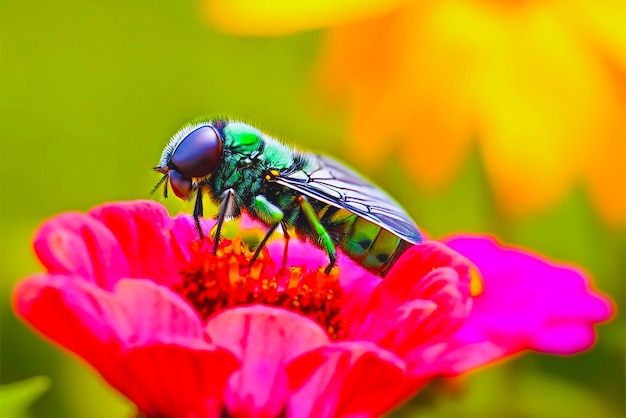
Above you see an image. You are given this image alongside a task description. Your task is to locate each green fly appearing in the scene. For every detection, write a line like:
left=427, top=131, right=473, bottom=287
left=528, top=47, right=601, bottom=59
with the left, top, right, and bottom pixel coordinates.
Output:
left=153, top=119, right=422, bottom=276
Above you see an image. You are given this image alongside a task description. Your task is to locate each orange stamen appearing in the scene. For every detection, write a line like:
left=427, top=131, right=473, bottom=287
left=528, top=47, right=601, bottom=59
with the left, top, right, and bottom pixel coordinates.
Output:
left=173, top=237, right=349, bottom=340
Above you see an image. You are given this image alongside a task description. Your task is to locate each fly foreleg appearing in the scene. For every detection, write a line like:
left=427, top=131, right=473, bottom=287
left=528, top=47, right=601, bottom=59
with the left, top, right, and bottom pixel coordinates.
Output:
left=249, top=195, right=284, bottom=267
left=193, top=188, right=204, bottom=240
left=297, top=195, right=336, bottom=274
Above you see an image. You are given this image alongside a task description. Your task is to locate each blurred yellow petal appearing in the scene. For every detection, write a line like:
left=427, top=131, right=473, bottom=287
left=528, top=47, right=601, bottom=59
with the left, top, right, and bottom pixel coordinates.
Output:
left=400, top=99, right=474, bottom=190
left=399, top=18, right=476, bottom=189
left=316, top=0, right=626, bottom=225
left=203, top=0, right=410, bottom=36
left=202, top=0, right=626, bottom=224
left=473, top=1, right=624, bottom=220
left=561, top=0, right=626, bottom=71
left=580, top=69, right=626, bottom=227
left=320, top=12, right=402, bottom=104
left=344, top=86, right=403, bottom=168
left=320, top=12, right=413, bottom=169
left=473, top=3, right=593, bottom=216
left=321, top=6, right=476, bottom=188
left=584, top=133, right=626, bottom=228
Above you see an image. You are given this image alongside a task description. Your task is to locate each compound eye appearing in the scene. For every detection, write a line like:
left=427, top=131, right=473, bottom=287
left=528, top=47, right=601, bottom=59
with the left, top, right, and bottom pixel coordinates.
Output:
left=171, top=126, right=222, bottom=178
left=169, top=169, right=193, bottom=199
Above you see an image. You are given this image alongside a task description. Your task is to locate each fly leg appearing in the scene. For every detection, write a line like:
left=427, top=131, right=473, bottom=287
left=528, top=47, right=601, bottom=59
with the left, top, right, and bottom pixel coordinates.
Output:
left=249, top=195, right=284, bottom=267
left=280, top=222, right=290, bottom=272
left=297, top=195, right=336, bottom=274
left=212, top=189, right=236, bottom=254
left=193, top=188, right=204, bottom=240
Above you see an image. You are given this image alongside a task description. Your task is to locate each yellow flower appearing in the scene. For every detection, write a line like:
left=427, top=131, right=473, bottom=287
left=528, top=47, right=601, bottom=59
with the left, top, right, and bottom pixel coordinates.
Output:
left=205, top=0, right=626, bottom=226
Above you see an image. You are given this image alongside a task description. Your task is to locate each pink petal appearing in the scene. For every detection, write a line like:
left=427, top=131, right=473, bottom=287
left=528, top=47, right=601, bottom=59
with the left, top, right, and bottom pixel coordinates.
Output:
left=105, top=279, right=207, bottom=348
left=441, top=235, right=613, bottom=371
left=170, top=213, right=216, bottom=263
left=403, top=340, right=508, bottom=377
left=34, top=212, right=129, bottom=289
left=338, top=269, right=380, bottom=328
left=89, top=200, right=181, bottom=287
left=238, top=213, right=267, bottom=231
left=267, top=238, right=329, bottom=270
left=286, top=341, right=409, bottom=418
left=205, top=305, right=331, bottom=417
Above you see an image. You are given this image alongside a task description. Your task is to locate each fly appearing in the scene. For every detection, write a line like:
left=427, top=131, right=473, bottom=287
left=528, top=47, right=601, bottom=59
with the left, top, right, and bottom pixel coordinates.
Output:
left=153, top=119, right=422, bottom=276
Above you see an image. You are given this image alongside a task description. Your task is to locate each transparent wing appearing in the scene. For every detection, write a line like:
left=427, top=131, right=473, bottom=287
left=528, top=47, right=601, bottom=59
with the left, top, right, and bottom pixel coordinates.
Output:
left=271, top=154, right=422, bottom=244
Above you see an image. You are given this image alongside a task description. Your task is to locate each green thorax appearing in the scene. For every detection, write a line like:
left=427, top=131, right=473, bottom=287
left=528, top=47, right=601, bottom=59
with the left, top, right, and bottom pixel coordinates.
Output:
left=206, top=121, right=304, bottom=205
left=222, top=122, right=297, bottom=168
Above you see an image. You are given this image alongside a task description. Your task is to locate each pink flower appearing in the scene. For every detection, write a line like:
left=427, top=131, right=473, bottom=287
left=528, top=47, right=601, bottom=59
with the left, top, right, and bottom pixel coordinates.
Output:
left=14, top=201, right=612, bottom=417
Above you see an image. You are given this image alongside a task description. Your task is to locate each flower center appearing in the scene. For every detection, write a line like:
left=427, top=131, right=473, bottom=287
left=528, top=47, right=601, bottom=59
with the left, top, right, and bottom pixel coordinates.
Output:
left=173, top=237, right=349, bottom=340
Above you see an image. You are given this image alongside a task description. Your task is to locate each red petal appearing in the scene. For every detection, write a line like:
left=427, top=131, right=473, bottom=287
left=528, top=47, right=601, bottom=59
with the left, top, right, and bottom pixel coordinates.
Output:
left=15, top=275, right=206, bottom=350
left=89, top=200, right=181, bottom=287
left=353, top=242, right=472, bottom=355
left=205, top=305, right=330, bottom=417
left=120, top=344, right=239, bottom=418
left=14, top=274, right=122, bottom=367
left=14, top=275, right=209, bottom=406
left=378, top=241, right=472, bottom=302
left=286, top=341, right=409, bottom=418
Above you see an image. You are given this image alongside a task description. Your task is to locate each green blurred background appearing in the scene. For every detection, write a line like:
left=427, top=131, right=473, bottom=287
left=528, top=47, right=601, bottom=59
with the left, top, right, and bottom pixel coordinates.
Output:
left=0, top=1, right=623, bottom=417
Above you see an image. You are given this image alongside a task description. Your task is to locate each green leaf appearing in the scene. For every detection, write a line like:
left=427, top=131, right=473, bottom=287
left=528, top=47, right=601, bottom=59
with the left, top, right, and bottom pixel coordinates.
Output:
left=0, top=376, right=51, bottom=418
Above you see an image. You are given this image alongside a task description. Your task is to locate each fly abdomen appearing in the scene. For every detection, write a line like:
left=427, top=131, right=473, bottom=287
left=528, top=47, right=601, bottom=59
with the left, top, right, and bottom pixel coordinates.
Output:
left=316, top=204, right=413, bottom=276
left=341, top=216, right=412, bottom=276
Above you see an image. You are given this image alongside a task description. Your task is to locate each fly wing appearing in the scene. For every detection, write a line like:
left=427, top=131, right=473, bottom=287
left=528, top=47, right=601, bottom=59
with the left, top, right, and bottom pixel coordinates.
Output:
left=271, top=154, right=422, bottom=244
